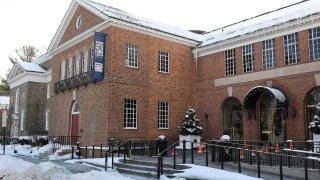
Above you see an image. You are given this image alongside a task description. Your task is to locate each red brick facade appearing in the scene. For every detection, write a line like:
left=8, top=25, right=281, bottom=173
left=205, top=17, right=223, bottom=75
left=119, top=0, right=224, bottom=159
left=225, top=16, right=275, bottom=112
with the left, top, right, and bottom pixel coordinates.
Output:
left=49, top=1, right=320, bottom=145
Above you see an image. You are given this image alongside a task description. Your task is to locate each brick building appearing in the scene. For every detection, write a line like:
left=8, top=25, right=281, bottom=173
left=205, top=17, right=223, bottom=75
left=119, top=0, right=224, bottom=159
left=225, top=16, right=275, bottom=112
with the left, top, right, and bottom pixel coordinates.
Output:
left=7, top=57, right=51, bottom=139
left=46, top=0, right=320, bottom=145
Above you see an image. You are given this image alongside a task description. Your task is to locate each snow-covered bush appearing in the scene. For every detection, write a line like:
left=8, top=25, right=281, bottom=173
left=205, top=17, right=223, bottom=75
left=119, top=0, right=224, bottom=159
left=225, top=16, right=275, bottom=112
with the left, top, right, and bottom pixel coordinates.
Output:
left=178, top=106, right=203, bottom=136
left=309, top=103, right=320, bottom=134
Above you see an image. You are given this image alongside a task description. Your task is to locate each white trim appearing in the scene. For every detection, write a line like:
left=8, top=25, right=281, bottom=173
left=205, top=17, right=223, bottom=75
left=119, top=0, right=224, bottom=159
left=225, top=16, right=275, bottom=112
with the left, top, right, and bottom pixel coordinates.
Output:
left=45, top=110, right=49, bottom=131
left=20, top=110, right=25, bottom=131
left=197, top=15, right=320, bottom=57
left=215, top=60, right=320, bottom=87
left=8, top=70, right=52, bottom=89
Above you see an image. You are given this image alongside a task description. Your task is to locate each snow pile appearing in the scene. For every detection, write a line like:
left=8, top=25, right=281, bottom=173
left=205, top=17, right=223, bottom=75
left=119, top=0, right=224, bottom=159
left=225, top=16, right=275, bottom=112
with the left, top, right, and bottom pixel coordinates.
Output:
left=220, top=135, right=231, bottom=141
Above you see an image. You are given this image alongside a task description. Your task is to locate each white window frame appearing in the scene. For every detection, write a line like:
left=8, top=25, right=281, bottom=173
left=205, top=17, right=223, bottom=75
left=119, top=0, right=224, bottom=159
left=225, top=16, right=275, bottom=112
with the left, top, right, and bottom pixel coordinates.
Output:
left=75, top=52, right=80, bottom=75
left=225, top=49, right=236, bottom=76
left=158, top=101, right=169, bottom=129
left=262, top=39, right=276, bottom=69
left=126, top=43, right=139, bottom=68
left=124, top=99, right=137, bottom=129
left=45, top=110, right=49, bottom=131
left=158, top=51, right=169, bottom=73
left=60, top=59, right=66, bottom=80
left=47, top=84, right=50, bottom=99
left=67, top=55, right=73, bottom=78
left=14, top=88, right=20, bottom=114
left=20, top=110, right=25, bottom=131
left=82, top=47, right=88, bottom=73
left=242, top=44, right=254, bottom=73
left=284, top=33, right=300, bottom=65
left=90, top=48, right=94, bottom=71
left=309, top=27, right=320, bottom=61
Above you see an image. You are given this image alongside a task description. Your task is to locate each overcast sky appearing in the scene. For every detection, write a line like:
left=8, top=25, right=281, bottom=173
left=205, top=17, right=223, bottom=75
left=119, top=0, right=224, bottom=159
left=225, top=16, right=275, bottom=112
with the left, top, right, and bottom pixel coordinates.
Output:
left=0, top=0, right=302, bottom=78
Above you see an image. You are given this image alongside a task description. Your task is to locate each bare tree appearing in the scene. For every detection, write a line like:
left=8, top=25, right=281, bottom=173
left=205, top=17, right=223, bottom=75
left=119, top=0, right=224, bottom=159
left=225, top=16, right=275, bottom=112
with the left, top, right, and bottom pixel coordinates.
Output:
left=9, top=45, right=39, bottom=64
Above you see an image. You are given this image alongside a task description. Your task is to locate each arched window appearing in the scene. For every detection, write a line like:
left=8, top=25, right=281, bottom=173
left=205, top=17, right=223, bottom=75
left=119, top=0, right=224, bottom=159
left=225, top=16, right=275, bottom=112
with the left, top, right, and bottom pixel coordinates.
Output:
left=15, top=88, right=20, bottom=114
left=306, top=87, right=320, bottom=140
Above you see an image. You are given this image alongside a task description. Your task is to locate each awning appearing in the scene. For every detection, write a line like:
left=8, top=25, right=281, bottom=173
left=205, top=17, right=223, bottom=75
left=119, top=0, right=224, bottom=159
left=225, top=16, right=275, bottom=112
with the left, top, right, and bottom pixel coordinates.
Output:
left=243, top=86, right=287, bottom=110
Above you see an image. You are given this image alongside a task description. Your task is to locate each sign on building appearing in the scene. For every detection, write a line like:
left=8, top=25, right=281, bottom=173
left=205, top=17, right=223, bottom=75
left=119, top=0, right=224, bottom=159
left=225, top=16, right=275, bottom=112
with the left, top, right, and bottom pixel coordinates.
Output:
left=2, top=110, right=7, bottom=127
left=92, top=32, right=107, bottom=82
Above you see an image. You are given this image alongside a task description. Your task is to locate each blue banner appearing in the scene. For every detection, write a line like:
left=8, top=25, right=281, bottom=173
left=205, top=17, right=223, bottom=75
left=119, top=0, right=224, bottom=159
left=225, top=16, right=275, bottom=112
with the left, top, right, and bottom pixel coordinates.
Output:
left=93, top=32, right=107, bottom=82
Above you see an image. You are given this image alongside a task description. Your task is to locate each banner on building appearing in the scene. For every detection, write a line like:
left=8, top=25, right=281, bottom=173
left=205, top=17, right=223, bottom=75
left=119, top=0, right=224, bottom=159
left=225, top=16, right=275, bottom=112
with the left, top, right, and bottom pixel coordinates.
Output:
left=93, top=32, right=107, bottom=82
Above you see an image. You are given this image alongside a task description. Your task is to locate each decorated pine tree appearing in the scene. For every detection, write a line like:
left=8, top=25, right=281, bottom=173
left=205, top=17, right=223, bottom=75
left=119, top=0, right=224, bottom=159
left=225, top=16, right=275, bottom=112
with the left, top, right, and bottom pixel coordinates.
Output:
left=309, top=103, right=320, bottom=134
left=178, top=106, right=203, bottom=136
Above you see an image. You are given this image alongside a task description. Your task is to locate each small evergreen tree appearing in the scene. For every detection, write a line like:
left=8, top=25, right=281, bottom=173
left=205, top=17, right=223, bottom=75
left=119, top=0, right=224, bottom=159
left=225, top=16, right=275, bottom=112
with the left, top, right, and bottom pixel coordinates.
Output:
left=309, top=103, right=320, bottom=134
left=178, top=106, right=203, bottom=136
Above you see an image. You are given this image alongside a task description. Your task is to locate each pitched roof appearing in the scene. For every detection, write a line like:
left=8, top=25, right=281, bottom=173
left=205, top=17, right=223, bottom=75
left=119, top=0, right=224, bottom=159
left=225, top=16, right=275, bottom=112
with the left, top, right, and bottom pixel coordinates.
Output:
left=17, top=60, right=46, bottom=73
left=201, top=0, right=320, bottom=47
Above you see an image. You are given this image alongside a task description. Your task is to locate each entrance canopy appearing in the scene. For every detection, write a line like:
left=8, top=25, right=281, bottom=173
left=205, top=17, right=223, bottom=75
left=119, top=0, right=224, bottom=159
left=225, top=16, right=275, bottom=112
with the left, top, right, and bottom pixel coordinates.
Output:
left=243, top=86, right=287, bottom=110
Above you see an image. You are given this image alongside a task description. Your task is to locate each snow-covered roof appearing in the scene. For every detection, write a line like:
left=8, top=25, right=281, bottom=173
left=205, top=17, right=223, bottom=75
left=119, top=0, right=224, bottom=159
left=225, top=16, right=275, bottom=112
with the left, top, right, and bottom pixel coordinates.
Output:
left=17, top=60, right=46, bottom=73
left=80, top=0, right=203, bottom=42
left=201, top=0, right=320, bottom=47
left=0, top=96, right=9, bottom=105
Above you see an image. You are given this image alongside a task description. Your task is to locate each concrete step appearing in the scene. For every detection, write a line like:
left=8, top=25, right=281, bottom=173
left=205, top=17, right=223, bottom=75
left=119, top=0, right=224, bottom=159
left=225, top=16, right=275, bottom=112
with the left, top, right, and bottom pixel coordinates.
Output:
left=119, top=158, right=189, bottom=170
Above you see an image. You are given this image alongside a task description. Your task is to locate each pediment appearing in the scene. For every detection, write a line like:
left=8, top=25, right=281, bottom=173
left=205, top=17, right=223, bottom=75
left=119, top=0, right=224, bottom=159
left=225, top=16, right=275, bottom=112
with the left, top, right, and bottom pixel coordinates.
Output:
left=7, top=63, right=26, bottom=81
left=48, top=0, right=105, bottom=52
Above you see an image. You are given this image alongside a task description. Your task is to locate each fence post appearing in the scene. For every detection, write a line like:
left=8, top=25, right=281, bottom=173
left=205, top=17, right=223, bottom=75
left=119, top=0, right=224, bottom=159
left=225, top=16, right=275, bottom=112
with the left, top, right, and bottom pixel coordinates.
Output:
left=304, top=158, right=308, bottom=180
left=71, top=146, right=74, bottom=159
left=173, top=146, right=176, bottom=169
left=279, top=154, right=283, bottom=180
left=157, top=156, right=161, bottom=180
left=249, top=145, right=253, bottom=165
left=150, top=140, right=153, bottom=157
left=220, top=146, right=224, bottom=170
left=101, top=144, right=103, bottom=158
left=77, top=142, right=80, bottom=159
left=206, top=144, right=209, bottom=166
left=183, top=140, right=186, bottom=164
left=112, top=151, right=114, bottom=169
left=191, top=142, right=194, bottom=164
left=238, top=148, right=241, bottom=173
left=105, top=154, right=108, bottom=171
left=92, top=145, right=95, bottom=158
left=257, top=151, right=260, bottom=178
left=85, top=146, right=87, bottom=159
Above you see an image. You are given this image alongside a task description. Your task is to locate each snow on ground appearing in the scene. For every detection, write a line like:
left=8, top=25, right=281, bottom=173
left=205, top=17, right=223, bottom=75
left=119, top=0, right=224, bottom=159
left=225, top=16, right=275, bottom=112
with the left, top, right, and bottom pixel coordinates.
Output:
left=1, top=144, right=262, bottom=180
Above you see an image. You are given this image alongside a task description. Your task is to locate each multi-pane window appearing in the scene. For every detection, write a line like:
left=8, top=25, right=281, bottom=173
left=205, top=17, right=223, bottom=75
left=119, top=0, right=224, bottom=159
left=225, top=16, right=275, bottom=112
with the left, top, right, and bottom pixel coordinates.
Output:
left=262, top=39, right=276, bottom=69
left=242, top=44, right=254, bottom=73
left=284, top=33, right=300, bottom=65
left=67, top=55, right=73, bottom=78
left=45, top=110, right=49, bottom=131
left=225, top=49, right=236, bottom=76
left=82, top=48, right=88, bottom=72
left=60, top=60, right=66, bottom=80
left=124, top=99, right=137, bottom=129
left=158, top=51, right=169, bottom=73
left=90, top=48, right=94, bottom=71
left=126, top=44, right=138, bottom=68
left=20, top=110, right=25, bottom=131
left=75, top=52, right=80, bottom=75
left=47, top=84, right=50, bottom=99
left=158, top=101, right=169, bottom=129
left=14, top=88, right=20, bottom=114
left=309, top=27, right=320, bottom=61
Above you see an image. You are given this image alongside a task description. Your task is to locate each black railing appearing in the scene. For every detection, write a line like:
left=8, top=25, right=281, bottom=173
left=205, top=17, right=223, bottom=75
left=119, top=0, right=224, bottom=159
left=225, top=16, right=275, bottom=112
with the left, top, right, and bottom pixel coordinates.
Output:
left=54, top=71, right=95, bottom=93
left=49, top=136, right=81, bottom=153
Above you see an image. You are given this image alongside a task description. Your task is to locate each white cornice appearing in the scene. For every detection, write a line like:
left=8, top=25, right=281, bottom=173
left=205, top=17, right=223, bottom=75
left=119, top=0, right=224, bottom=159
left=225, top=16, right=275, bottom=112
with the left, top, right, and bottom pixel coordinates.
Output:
left=197, top=14, right=320, bottom=57
left=8, top=70, right=52, bottom=89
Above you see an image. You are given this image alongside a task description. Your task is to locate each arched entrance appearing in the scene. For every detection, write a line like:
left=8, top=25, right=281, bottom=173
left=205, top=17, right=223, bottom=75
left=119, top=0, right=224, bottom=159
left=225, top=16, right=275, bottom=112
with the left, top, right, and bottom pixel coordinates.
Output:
left=306, top=87, right=320, bottom=140
left=222, top=97, right=243, bottom=140
left=70, top=101, right=80, bottom=138
left=243, top=86, right=287, bottom=142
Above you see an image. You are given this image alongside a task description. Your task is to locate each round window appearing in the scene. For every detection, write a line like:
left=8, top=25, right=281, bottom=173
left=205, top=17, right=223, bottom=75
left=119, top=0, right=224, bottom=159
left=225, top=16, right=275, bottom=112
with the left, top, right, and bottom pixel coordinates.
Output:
left=76, top=15, right=82, bottom=29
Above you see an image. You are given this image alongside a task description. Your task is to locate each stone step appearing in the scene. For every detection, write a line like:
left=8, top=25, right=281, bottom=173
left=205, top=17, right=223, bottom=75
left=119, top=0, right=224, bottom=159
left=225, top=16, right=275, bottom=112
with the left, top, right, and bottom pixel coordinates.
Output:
left=119, top=158, right=189, bottom=170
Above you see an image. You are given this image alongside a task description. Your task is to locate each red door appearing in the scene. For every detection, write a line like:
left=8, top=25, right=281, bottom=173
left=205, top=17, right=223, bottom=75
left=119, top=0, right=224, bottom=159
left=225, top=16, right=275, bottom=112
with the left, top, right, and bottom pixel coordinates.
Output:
left=71, top=114, right=79, bottom=144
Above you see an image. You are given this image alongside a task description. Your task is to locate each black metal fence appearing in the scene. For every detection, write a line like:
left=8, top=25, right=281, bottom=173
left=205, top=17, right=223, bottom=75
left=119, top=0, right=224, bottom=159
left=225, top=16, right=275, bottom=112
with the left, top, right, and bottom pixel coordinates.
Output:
left=49, top=136, right=81, bottom=153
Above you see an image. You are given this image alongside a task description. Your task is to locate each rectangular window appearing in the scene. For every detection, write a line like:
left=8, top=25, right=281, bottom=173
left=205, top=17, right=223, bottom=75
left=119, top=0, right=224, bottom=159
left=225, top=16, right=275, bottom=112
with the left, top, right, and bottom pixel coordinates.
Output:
left=262, top=39, right=276, bottom=69
left=47, top=84, right=50, bottom=99
left=82, top=48, right=88, bottom=73
left=75, top=52, right=80, bottom=75
left=45, top=110, right=49, bottom=131
left=20, top=111, right=25, bottom=131
left=158, top=51, right=169, bottom=73
left=124, top=99, right=137, bottom=129
left=309, top=27, right=320, bottom=61
left=158, top=101, right=169, bottom=129
left=225, top=49, right=235, bottom=76
left=67, top=55, right=73, bottom=78
left=126, top=43, right=139, bottom=68
left=242, top=44, right=254, bottom=73
left=284, top=33, right=300, bottom=65
left=60, top=60, right=66, bottom=80
left=89, top=48, right=94, bottom=71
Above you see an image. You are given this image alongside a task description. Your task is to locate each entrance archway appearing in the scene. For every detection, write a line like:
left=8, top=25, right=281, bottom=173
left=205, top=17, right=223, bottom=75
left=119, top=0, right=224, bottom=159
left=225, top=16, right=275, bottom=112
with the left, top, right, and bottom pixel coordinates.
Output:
left=306, top=87, right=320, bottom=140
left=70, top=101, right=80, bottom=138
left=222, top=97, right=243, bottom=140
left=243, top=86, right=287, bottom=142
